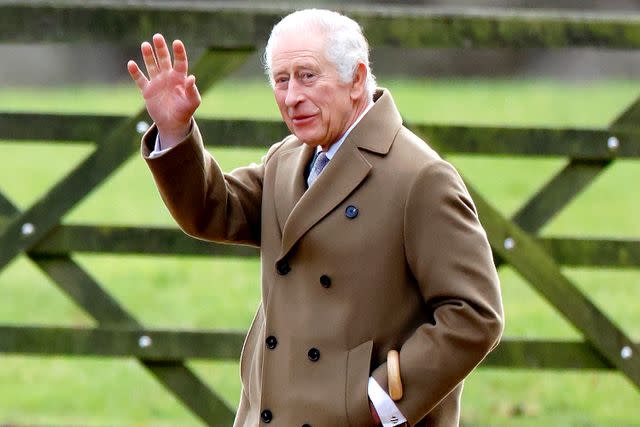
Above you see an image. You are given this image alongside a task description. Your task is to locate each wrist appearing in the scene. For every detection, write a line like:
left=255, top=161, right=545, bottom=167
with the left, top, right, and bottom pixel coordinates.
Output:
left=157, top=120, right=192, bottom=149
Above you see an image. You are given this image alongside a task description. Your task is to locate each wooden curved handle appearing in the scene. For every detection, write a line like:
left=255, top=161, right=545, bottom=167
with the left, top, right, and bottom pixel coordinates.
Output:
left=387, top=349, right=403, bottom=401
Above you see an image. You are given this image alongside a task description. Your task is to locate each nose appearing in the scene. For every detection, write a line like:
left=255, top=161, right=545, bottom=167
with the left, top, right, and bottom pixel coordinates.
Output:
left=284, top=79, right=304, bottom=108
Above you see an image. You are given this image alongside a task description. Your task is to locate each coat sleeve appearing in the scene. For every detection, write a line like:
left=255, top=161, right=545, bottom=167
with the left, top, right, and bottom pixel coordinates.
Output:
left=141, top=120, right=280, bottom=247
left=371, top=160, right=504, bottom=425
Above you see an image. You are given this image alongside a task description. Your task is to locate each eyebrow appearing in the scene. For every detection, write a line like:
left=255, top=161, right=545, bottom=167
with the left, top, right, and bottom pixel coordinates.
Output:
left=272, top=58, right=320, bottom=74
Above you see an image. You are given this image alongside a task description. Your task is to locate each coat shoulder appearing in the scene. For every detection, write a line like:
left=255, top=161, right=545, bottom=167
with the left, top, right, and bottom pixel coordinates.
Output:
left=264, top=134, right=299, bottom=163
left=379, top=125, right=457, bottom=185
left=393, top=126, right=443, bottom=167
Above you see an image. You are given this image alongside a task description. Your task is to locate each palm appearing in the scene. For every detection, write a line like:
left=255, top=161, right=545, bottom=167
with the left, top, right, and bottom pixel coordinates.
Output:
left=143, top=69, right=196, bottom=129
left=127, top=34, right=201, bottom=144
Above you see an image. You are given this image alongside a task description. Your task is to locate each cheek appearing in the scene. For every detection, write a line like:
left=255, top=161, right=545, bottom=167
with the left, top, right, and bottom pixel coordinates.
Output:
left=316, top=87, right=345, bottom=113
left=274, top=97, right=289, bottom=118
left=274, top=93, right=284, bottom=108
left=273, top=88, right=287, bottom=104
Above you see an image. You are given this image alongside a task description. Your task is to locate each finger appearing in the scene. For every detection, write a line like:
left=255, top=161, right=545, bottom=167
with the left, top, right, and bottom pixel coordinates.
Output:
left=172, top=39, right=188, bottom=75
left=153, top=33, right=173, bottom=72
left=141, top=41, right=159, bottom=79
left=185, top=75, right=201, bottom=104
left=127, top=60, right=149, bottom=91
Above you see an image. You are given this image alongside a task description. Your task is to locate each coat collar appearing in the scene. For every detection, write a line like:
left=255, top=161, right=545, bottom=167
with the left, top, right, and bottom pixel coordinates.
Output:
left=274, top=88, right=403, bottom=262
left=349, top=88, right=402, bottom=155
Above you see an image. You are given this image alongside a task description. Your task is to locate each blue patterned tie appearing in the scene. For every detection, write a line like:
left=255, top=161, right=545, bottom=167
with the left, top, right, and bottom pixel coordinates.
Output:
left=307, top=151, right=330, bottom=187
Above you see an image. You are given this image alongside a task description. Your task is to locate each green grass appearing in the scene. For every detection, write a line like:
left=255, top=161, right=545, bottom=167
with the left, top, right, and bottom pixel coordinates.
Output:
left=0, top=78, right=639, bottom=426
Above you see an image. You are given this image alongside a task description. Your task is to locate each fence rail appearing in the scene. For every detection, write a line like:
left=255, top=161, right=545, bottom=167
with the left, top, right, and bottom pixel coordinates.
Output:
left=3, top=113, right=640, bottom=158
left=0, top=325, right=628, bottom=371
left=4, top=1, right=640, bottom=49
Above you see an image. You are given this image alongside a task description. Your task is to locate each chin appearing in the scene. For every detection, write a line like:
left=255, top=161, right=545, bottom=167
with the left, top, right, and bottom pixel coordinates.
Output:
left=297, top=138, right=322, bottom=148
left=293, top=131, right=323, bottom=147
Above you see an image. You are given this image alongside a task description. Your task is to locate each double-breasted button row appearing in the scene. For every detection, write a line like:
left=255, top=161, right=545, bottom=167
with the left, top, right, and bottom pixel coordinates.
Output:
left=261, top=409, right=273, bottom=423
left=266, top=338, right=319, bottom=362
left=276, top=260, right=291, bottom=275
left=265, top=335, right=278, bottom=350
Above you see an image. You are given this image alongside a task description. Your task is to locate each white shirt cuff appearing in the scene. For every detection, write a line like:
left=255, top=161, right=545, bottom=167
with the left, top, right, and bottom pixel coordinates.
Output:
left=368, top=377, right=407, bottom=426
left=148, top=134, right=174, bottom=159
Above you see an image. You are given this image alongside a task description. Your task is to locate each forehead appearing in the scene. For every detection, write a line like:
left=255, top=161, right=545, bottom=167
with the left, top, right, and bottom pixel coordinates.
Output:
left=270, top=30, right=329, bottom=72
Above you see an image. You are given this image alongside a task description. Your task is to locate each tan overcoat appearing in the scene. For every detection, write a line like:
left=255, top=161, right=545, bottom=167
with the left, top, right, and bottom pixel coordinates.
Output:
left=142, top=89, right=504, bottom=427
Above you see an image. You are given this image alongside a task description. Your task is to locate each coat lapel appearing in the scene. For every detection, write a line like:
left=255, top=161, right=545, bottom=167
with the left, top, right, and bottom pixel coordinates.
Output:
left=273, top=89, right=403, bottom=262
left=274, top=143, right=315, bottom=233
left=278, top=142, right=371, bottom=262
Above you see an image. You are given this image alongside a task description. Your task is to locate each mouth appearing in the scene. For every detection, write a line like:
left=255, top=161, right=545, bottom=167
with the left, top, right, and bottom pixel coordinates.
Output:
left=290, top=114, right=317, bottom=126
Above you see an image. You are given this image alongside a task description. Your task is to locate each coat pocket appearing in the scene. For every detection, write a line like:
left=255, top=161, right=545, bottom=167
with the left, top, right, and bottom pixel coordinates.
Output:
left=345, top=339, right=374, bottom=427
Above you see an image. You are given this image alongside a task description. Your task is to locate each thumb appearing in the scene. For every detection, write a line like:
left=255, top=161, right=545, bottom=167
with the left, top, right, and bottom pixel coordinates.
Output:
left=185, top=75, right=201, bottom=105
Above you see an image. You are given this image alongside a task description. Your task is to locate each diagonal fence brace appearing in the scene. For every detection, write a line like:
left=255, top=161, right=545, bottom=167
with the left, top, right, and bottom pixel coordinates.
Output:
left=467, top=183, right=640, bottom=389
left=490, top=158, right=612, bottom=269
left=0, top=189, right=237, bottom=425
left=510, top=158, right=611, bottom=234
left=0, top=47, right=254, bottom=276
left=0, top=47, right=255, bottom=426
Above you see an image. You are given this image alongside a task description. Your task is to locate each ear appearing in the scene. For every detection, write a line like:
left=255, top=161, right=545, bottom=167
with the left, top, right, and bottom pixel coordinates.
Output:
left=349, top=62, right=368, bottom=101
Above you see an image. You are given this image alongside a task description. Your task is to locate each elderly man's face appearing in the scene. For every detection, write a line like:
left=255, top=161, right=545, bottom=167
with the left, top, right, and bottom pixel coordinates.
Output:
left=271, top=30, right=359, bottom=149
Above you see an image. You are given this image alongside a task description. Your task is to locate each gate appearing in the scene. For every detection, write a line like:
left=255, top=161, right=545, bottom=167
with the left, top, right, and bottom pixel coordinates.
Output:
left=1, top=2, right=639, bottom=425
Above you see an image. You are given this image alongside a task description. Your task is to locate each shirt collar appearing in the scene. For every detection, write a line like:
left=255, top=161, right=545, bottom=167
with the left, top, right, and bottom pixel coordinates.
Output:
left=316, top=100, right=375, bottom=160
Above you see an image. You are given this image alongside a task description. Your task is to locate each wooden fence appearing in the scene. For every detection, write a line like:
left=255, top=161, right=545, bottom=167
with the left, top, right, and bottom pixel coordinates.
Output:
left=1, top=1, right=639, bottom=425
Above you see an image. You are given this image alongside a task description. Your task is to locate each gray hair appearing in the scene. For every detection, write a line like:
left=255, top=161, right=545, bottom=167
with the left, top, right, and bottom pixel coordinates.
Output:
left=263, top=9, right=377, bottom=99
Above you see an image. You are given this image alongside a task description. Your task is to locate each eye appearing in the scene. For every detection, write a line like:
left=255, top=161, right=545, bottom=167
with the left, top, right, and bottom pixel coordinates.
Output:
left=274, top=75, right=289, bottom=87
left=300, top=71, right=316, bottom=82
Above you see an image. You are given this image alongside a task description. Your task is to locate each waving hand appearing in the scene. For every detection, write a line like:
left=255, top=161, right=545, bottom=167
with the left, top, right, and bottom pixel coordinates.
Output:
left=127, top=34, right=201, bottom=148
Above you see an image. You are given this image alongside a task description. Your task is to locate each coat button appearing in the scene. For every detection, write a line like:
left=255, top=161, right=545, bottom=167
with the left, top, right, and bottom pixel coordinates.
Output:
left=265, top=335, right=278, bottom=350
left=276, top=260, right=291, bottom=275
left=308, top=347, right=320, bottom=362
left=345, top=205, right=359, bottom=219
left=261, top=409, right=273, bottom=423
left=320, top=275, right=331, bottom=288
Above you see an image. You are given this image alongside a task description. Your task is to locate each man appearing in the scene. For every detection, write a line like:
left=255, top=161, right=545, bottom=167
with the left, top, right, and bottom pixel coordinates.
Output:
left=128, top=9, right=503, bottom=427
